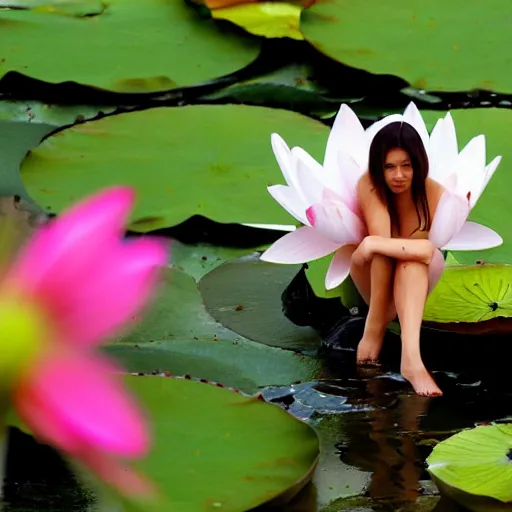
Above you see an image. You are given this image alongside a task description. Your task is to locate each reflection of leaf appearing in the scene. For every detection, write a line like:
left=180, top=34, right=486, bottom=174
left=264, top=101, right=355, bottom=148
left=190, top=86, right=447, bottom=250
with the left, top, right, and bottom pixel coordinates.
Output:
left=427, top=424, right=512, bottom=504
left=20, top=105, right=330, bottom=231
left=213, top=2, right=303, bottom=40
left=106, top=268, right=321, bottom=393
left=100, top=376, right=320, bottom=512
left=0, top=0, right=260, bottom=93
left=301, top=0, right=512, bottom=92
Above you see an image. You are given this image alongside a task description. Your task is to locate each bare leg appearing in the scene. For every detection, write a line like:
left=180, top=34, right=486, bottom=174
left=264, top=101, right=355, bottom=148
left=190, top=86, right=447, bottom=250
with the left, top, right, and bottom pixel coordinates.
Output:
left=394, top=260, right=442, bottom=396
left=351, top=254, right=396, bottom=364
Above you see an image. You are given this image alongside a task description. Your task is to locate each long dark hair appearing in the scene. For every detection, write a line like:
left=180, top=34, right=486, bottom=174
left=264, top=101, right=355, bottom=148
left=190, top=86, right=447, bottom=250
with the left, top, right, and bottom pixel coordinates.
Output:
left=368, top=121, right=430, bottom=236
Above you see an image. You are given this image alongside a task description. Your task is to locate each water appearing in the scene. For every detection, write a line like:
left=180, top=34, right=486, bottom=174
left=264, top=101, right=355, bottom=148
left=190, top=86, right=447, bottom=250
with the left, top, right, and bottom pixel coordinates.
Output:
left=2, top=333, right=511, bottom=511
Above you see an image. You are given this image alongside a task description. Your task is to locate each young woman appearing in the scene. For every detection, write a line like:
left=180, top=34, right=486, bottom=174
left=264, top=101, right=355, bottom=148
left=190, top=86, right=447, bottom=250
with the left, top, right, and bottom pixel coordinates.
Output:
left=351, top=121, right=446, bottom=397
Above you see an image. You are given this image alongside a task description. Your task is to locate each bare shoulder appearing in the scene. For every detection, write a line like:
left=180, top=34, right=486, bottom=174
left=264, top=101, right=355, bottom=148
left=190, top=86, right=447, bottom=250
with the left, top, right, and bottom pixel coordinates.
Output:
left=356, top=172, right=391, bottom=236
left=425, top=178, right=446, bottom=215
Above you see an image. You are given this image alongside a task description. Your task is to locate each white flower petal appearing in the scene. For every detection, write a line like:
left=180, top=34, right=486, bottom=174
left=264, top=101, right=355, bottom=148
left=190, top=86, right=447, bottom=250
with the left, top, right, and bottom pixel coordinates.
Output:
left=270, top=133, right=295, bottom=188
left=324, top=103, right=367, bottom=173
left=442, top=221, right=503, bottom=251
left=403, top=102, right=430, bottom=150
left=293, top=148, right=326, bottom=207
left=325, top=246, right=354, bottom=289
left=471, top=155, right=502, bottom=206
left=260, top=226, right=341, bottom=264
left=267, top=185, right=309, bottom=226
left=429, top=191, right=470, bottom=249
left=452, top=135, right=486, bottom=208
left=336, top=151, right=363, bottom=211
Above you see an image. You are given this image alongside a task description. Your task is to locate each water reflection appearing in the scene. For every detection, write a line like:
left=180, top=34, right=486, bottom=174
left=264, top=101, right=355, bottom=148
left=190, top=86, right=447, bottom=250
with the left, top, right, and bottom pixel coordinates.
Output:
left=263, top=327, right=512, bottom=511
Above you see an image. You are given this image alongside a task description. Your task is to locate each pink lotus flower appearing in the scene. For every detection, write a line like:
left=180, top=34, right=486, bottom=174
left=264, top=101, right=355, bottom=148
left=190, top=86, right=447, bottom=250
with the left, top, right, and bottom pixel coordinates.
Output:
left=1, top=187, right=167, bottom=498
left=261, top=103, right=502, bottom=290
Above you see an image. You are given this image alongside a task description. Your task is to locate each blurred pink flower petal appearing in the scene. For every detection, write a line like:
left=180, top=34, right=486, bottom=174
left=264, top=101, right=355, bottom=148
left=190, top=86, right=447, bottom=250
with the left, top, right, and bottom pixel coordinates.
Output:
left=47, top=238, right=167, bottom=348
left=15, top=352, right=150, bottom=458
left=6, top=188, right=167, bottom=348
left=10, top=187, right=135, bottom=292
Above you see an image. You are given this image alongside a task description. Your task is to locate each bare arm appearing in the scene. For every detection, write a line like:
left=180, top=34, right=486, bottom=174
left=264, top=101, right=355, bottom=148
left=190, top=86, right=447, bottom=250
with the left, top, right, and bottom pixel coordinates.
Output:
left=363, top=236, right=435, bottom=265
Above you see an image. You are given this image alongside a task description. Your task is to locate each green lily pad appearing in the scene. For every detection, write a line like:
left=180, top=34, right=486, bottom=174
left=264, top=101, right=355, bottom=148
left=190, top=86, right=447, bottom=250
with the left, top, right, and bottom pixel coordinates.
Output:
left=106, top=375, right=320, bottom=512
left=105, top=267, right=320, bottom=393
left=0, top=0, right=260, bottom=93
left=0, top=100, right=115, bottom=126
left=427, top=424, right=512, bottom=507
left=198, top=255, right=321, bottom=352
left=20, top=105, right=330, bottom=231
left=212, top=2, right=303, bottom=40
left=423, top=264, right=512, bottom=324
left=301, top=0, right=512, bottom=92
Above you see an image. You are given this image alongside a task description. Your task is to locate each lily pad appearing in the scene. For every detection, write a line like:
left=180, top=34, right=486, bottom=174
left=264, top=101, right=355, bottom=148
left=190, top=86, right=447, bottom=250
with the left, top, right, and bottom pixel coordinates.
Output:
left=212, top=2, right=303, bottom=40
left=423, top=264, right=512, bottom=324
left=301, top=0, right=512, bottom=92
left=0, top=0, right=105, bottom=16
left=0, top=0, right=260, bottom=93
left=20, top=105, right=330, bottom=231
left=198, top=255, right=321, bottom=352
left=427, top=423, right=512, bottom=506
left=105, top=267, right=320, bottom=393
left=106, top=375, right=320, bottom=512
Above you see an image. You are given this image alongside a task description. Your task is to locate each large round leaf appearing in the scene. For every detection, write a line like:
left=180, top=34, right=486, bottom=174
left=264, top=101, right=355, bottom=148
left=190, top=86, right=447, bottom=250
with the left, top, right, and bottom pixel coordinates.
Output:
left=111, top=376, right=320, bottom=512
left=301, top=1, right=512, bottom=92
left=20, top=105, right=330, bottom=231
left=105, top=267, right=320, bottom=394
left=423, top=264, right=512, bottom=324
left=427, top=424, right=512, bottom=507
left=199, top=255, right=321, bottom=352
left=0, top=1, right=260, bottom=93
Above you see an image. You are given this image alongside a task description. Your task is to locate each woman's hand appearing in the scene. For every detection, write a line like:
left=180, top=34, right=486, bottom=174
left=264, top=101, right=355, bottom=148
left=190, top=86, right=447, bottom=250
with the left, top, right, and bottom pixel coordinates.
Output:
left=351, top=236, right=378, bottom=266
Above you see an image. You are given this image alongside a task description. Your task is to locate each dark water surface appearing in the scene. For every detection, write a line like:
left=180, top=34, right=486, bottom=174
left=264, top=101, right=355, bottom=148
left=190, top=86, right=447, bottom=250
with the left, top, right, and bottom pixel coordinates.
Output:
left=3, top=329, right=512, bottom=512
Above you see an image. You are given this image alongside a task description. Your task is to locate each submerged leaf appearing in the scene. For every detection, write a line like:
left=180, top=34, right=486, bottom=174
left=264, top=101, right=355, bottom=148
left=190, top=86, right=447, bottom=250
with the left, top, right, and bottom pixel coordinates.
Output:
left=427, top=423, right=512, bottom=504
left=213, top=2, right=304, bottom=40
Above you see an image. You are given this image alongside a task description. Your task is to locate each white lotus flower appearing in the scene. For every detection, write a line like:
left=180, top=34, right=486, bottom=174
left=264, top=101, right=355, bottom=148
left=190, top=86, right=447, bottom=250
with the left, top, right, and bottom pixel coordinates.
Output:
left=261, top=102, right=503, bottom=290
left=373, top=103, right=503, bottom=251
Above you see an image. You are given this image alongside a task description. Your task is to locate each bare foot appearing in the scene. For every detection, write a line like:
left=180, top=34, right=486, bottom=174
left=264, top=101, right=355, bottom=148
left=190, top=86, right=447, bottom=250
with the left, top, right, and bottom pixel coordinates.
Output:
left=401, top=364, right=443, bottom=397
left=356, top=333, right=384, bottom=365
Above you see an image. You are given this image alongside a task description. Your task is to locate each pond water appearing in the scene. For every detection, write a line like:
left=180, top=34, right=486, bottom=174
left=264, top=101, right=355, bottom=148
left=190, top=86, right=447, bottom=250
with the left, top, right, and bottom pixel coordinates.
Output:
left=3, top=327, right=511, bottom=512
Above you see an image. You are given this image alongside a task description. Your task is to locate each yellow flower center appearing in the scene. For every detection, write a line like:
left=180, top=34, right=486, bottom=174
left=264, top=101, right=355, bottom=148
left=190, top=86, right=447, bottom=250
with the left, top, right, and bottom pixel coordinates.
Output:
left=0, top=292, right=50, bottom=388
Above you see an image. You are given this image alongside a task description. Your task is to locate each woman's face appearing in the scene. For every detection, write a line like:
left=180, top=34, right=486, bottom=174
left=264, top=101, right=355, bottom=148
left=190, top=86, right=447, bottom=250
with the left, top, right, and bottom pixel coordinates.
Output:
left=383, top=147, right=413, bottom=194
